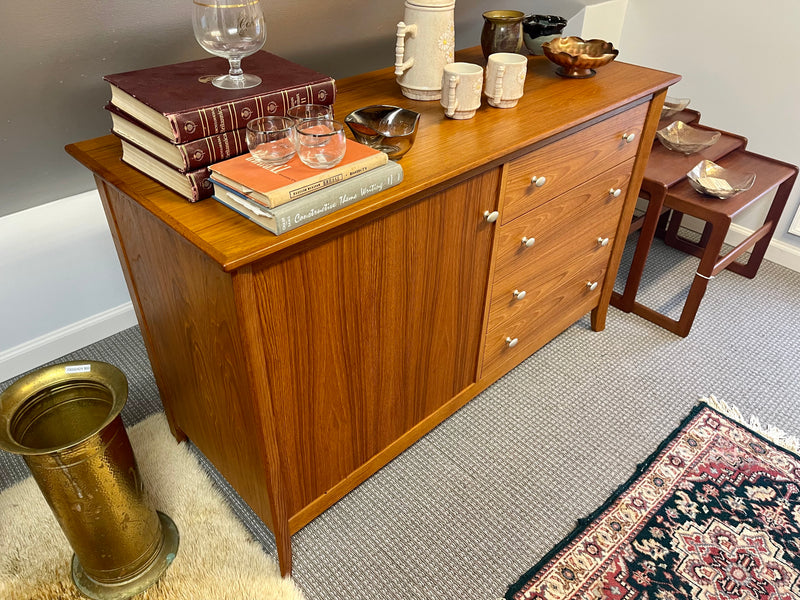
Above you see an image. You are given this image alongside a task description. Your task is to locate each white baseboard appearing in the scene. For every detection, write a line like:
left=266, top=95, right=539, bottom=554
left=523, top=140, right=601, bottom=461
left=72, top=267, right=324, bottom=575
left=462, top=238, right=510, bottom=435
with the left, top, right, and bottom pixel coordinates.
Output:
left=635, top=199, right=800, bottom=272
left=678, top=214, right=800, bottom=272
left=0, top=302, right=138, bottom=383
left=0, top=190, right=135, bottom=384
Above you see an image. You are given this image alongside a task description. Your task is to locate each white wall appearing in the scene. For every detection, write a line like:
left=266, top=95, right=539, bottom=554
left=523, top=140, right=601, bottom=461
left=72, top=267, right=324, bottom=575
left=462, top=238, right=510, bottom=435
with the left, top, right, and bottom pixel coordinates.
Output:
left=618, top=0, right=800, bottom=248
left=0, top=192, right=136, bottom=381
left=579, top=0, right=628, bottom=45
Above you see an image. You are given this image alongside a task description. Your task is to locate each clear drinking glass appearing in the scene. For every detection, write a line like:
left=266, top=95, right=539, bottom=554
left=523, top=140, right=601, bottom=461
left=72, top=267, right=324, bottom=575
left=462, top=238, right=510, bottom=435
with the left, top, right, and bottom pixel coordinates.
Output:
left=192, top=0, right=267, bottom=90
left=286, top=104, right=334, bottom=123
left=246, top=116, right=296, bottom=165
left=295, top=119, right=347, bottom=169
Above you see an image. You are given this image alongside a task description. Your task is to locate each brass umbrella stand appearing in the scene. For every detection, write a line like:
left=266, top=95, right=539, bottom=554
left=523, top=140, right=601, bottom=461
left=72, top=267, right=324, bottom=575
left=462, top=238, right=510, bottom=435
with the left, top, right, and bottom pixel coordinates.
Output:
left=0, top=361, right=179, bottom=599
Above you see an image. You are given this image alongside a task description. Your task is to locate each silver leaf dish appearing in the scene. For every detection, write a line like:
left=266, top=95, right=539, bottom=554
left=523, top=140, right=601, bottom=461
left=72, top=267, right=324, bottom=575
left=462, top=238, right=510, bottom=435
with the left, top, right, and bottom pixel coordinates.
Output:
left=661, top=96, right=690, bottom=119
left=687, top=160, right=756, bottom=199
left=656, top=121, right=720, bottom=155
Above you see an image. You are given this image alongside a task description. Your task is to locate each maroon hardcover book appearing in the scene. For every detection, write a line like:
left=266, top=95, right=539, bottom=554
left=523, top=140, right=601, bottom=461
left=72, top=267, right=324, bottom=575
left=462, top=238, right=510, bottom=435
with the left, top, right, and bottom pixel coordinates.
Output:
left=104, top=51, right=336, bottom=144
left=106, top=104, right=247, bottom=172
left=118, top=138, right=214, bottom=202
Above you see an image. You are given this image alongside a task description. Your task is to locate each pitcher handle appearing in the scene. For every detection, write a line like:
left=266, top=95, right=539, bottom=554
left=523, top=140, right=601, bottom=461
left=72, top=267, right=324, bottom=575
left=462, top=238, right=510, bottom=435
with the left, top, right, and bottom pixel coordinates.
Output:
left=395, top=22, right=418, bottom=76
left=444, top=74, right=459, bottom=118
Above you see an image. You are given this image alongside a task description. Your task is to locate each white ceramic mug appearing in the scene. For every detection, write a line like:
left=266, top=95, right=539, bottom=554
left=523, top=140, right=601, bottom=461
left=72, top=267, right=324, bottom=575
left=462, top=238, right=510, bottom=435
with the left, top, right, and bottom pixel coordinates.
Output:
left=485, top=52, right=528, bottom=108
left=440, top=62, right=483, bottom=119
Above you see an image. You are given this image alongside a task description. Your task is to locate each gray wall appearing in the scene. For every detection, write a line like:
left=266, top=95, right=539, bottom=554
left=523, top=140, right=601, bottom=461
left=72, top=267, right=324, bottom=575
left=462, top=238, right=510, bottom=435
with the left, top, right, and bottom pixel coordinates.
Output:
left=0, top=0, right=589, bottom=219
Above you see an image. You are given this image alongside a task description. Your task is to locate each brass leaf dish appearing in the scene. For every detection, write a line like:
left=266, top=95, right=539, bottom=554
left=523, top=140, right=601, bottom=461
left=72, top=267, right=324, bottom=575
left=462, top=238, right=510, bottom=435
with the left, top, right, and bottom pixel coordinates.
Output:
left=656, top=121, right=721, bottom=155
left=687, top=160, right=756, bottom=199
left=541, top=36, right=618, bottom=78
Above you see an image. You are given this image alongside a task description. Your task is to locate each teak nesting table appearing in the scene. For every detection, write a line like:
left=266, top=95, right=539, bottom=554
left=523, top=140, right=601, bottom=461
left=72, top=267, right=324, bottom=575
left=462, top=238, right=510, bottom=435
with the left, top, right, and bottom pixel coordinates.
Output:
left=611, top=108, right=798, bottom=336
left=67, top=48, right=679, bottom=574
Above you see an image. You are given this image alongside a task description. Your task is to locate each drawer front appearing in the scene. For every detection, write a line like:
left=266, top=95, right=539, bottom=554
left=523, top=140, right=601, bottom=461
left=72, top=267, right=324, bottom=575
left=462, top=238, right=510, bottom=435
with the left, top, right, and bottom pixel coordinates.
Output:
left=481, top=256, right=608, bottom=377
left=501, top=101, right=647, bottom=224
left=491, top=157, right=634, bottom=293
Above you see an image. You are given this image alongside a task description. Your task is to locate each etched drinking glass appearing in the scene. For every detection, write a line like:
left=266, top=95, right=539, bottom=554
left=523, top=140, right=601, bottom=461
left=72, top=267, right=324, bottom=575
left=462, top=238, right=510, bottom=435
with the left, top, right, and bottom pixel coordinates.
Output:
left=246, top=116, right=296, bottom=165
left=287, top=104, right=334, bottom=123
left=192, top=0, right=267, bottom=90
left=295, top=119, right=347, bottom=169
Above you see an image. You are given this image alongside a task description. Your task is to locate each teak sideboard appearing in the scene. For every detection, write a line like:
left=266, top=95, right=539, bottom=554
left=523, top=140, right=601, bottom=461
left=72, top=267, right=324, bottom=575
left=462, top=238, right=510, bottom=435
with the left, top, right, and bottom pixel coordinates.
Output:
left=67, top=48, right=679, bottom=575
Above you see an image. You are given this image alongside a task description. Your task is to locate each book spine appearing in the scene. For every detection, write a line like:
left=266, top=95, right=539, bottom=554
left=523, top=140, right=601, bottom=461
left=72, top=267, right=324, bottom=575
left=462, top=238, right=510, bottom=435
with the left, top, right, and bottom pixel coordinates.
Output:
left=179, top=128, right=248, bottom=171
left=168, top=79, right=336, bottom=143
left=216, top=161, right=403, bottom=234
left=187, top=169, right=215, bottom=202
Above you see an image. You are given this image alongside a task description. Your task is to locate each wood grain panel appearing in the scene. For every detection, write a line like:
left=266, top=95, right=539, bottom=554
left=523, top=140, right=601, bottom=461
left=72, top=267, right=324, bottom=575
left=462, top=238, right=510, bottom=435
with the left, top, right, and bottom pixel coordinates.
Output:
left=102, top=185, right=277, bottom=532
left=481, top=258, right=608, bottom=377
left=492, top=158, right=634, bottom=287
left=501, top=102, right=647, bottom=224
left=249, top=171, right=499, bottom=516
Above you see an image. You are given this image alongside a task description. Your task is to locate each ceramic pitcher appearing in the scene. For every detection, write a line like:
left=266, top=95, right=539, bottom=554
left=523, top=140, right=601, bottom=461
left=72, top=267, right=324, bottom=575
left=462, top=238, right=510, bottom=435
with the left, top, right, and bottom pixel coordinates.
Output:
left=395, top=0, right=455, bottom=101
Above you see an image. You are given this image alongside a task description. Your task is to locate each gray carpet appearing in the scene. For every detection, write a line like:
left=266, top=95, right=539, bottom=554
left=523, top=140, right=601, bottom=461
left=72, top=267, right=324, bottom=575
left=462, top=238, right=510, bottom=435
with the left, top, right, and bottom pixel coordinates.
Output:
left=2, top=231, right=799, bottom=600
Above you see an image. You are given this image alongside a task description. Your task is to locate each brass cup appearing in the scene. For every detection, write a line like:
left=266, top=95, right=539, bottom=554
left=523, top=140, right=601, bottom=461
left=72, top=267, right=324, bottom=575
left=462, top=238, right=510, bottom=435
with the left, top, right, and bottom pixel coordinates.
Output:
left=0, top=361, right=179, bottom=599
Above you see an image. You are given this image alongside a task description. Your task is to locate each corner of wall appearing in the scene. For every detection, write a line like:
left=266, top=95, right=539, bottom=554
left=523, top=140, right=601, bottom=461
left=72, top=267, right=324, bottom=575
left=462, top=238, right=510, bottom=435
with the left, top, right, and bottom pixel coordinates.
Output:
left=580, top=0, right=629, bottom=45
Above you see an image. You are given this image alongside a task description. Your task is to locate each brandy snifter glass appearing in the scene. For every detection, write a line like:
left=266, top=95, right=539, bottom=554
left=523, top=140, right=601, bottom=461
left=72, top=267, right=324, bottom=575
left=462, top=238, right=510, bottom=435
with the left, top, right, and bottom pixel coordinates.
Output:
left=192, top=0, right=267, bottom=90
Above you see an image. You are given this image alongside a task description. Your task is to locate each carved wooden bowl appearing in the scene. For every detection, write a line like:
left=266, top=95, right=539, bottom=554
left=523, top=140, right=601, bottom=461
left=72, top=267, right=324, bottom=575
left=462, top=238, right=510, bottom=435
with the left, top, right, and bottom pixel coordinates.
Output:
left=541, top=36, right=618, bottom=78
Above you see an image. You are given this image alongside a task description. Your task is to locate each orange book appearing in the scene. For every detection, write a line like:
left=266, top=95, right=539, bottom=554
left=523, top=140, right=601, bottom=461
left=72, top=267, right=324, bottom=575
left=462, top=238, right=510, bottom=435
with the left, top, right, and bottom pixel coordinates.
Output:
left=209, top=140, right=388, bottom=208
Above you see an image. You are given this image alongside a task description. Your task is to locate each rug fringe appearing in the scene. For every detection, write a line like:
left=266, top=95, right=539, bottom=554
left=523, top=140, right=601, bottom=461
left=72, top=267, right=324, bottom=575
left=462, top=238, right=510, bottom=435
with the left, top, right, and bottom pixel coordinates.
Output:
left=700, top=395, right=800, bottom=454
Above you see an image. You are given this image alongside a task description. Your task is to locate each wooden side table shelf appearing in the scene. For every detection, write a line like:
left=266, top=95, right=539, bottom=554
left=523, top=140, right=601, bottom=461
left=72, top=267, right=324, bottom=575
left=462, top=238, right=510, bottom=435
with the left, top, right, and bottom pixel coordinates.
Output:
left=611, top=110, right=798, bottom=336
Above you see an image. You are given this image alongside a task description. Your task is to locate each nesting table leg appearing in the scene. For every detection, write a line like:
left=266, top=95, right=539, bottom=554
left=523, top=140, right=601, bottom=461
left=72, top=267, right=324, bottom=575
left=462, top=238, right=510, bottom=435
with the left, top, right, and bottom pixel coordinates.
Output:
left=611, top=183, right=670, bottom=313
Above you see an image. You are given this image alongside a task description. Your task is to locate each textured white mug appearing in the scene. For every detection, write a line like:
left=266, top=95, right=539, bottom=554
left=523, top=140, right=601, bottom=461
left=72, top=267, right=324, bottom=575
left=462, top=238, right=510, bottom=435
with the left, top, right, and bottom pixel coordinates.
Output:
left=440, top=62, right=483, bottom=119
left=485, top=52, right=528, bottom=108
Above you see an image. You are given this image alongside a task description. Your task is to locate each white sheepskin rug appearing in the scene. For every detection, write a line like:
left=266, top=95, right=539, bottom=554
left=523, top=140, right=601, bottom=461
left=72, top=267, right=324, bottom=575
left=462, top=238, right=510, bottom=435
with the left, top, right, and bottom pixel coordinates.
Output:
left=0, top=412, right=306, bottom=600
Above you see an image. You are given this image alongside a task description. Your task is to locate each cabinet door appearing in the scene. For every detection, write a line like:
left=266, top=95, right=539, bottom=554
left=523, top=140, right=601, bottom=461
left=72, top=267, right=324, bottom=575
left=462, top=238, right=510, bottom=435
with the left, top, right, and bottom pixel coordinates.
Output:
left=249, top=169, right=499, bottom=517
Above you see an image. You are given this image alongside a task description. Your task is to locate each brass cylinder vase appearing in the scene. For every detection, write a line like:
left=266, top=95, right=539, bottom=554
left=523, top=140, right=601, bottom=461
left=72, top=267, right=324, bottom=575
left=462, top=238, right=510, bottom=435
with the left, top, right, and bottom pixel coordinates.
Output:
left=0, top=361, right=179, bottom=600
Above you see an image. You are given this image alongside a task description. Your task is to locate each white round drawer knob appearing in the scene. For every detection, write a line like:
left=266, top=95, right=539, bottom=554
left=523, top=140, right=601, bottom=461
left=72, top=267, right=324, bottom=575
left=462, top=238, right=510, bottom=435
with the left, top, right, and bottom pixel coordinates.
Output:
left=609, top=188, right=622, bottom=198
left=483, top=210, right=499, bottom=223
left=586, top=281, right=599, bottom=291
left=597, top=237, right=610, bottom=247
left=622, top=132, right=636, bottom=143
left=530, top=176, right=546, bottom=187
left=505, top=336, right=519, bottom=348
left=521, top=236, right=535, bottom=248
left=513, top=289, right=527, bottom=300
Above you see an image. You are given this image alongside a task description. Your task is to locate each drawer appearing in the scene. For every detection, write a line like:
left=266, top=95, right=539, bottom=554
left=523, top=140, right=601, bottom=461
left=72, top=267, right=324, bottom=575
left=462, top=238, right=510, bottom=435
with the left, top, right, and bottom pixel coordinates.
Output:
left=491, top=157, right=634, bottom=290
left=481, top=256, right=608, bottom=376
left=486, top=221, right=612, bottom=334
left=501, top=101, right=648, bottom=224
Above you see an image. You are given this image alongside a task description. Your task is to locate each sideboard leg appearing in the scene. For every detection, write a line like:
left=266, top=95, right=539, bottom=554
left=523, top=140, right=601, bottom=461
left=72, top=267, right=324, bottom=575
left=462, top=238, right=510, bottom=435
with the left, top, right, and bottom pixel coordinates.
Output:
left=165, top=418, right=187, bottom=443
left=275, top=526, right=293, bottom=576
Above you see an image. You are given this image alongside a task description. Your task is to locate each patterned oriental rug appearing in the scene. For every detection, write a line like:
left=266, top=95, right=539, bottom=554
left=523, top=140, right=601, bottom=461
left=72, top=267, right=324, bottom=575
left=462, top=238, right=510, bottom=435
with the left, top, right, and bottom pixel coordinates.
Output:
left=505, top=397, right=800, bottom=600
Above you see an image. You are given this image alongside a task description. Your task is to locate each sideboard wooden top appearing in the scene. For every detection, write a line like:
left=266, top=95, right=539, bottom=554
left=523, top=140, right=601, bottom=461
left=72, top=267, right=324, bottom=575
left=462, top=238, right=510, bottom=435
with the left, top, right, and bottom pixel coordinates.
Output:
left=66, top=47, right=679, bottom=272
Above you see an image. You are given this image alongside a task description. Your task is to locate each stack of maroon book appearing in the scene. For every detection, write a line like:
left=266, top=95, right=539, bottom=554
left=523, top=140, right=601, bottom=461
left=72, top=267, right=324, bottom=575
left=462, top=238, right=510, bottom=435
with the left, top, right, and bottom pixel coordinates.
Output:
left=104, top=51, right=336, bottom=202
